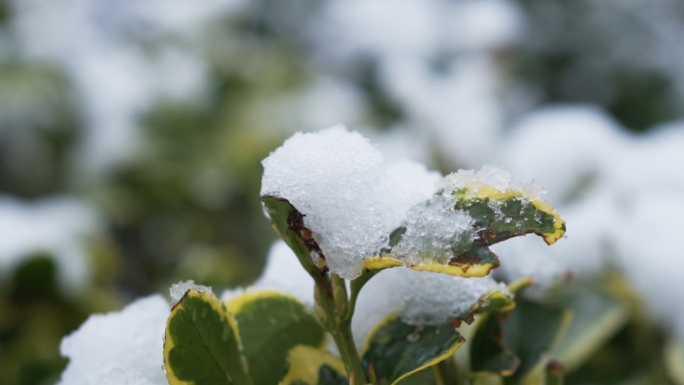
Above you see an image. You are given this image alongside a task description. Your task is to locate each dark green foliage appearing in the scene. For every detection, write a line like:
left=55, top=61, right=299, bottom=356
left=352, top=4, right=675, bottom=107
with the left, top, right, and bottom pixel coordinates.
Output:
left=228, top=293, right=326, bottom=385
left=471, top=313, right=520, bottom=376
left=165, top=292, right=252, bottom=385
left=361, top=316, right=465, bottom=385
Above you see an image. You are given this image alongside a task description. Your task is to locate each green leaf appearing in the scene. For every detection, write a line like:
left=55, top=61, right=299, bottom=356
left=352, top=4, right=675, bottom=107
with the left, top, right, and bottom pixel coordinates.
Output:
left=361, top=315, right=465, bottom=385
left=164, top=290, right=253, bottom=385
left=470, top=313, right=520, bottom=376
left=278, top=345, right=347, bottom=385
left=395, top=367, right=440, bottom=385
left=261, top=196, right=324, bottom=277
left=226, top=291, right=327, bottom=385
left=449, top=186, right=565, bottom=247
left=502, top=298, right=572, bottom=384
left=467, top=291, right=516, bottom=318
left=400, top=247, right=501, bottom=278
left=548, top=281, right=629, bottom=372
left=366, top=183, right=566, bottom=278
left=507, top=277, right=535, bottom=296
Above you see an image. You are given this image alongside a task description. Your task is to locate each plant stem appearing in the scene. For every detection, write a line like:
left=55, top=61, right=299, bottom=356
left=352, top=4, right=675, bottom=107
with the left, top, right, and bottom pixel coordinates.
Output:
left=315, top=277, right=368, bottom=384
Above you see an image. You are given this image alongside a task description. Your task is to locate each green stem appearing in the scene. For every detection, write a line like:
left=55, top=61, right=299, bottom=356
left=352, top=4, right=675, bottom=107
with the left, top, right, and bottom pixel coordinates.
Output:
left=315, top=276, right=368, bottom=384
left=345, top=269, right=377, bottom=322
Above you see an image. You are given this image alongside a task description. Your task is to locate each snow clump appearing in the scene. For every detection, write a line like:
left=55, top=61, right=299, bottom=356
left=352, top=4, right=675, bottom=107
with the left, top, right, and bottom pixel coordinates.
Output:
left=57, top=295, right=169, bottom=385
left=169, top=280, right=214, bottom=307
left=352, top=267, right=509, bottom=347
left=391, top=194, right=475, bottom=266
left=261, top=125, right=440, bottom=279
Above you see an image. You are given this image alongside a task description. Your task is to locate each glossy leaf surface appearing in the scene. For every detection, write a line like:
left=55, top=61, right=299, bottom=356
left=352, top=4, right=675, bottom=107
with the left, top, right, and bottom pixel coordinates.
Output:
left=278, top=345, right=347, bottom=385
left=362, top=315, right=465, bottom=385
left=226, top=291, right=327, bottom=385
left=164, top=290, right=253, bottom=385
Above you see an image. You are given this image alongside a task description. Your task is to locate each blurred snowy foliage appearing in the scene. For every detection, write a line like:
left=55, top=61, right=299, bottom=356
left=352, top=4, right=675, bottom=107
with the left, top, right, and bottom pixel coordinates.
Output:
left=0, top=0, right=683, bottom=383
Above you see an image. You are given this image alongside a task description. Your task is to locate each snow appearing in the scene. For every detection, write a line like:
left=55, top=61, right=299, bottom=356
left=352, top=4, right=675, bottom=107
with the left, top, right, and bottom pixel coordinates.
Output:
left=57, top=295, right=169, bottom=385
left=615, top=191, right=684, bottom=341
left=169, top=280, right=213, bottom=307
left=381, top=56, right=504, bottom=167
left=499, top=105, right=629, bottom=205
left=437, top=164, right=545, bottom=201
left=377, top=160, right=442, bottom=232
left=311, top=0, right=522, bottom=167
left=10, top=0, right=243, bottom=174
left=261, top=125, right=386, bottom=279
left=313, top=0, right=523, bottom=64
left=391, top=194, right=475, bottom=266
left=251, top=241, right=315, bottom=306
left=352, top=267, right=509, bottom=347
left=0, top=196, right=101, bottom=294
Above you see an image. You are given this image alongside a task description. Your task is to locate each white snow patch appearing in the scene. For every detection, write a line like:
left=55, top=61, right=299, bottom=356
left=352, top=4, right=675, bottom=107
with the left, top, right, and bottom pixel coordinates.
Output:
left=58, top=295, right=169, bottom=385
left=392, top=194, right=475, bottom=266
left=251, top=241, right=315, bottom=306
left=352, top=267, right=508, bottom=347
left=0, top=196, right=101, bottom=294
left=169, top=280, right=213, bottom=307
left=378, top=160, right=442, bottom=232
left=261, top=125, right=386, bottom=279
left=500, top=105, right=629, bottom=205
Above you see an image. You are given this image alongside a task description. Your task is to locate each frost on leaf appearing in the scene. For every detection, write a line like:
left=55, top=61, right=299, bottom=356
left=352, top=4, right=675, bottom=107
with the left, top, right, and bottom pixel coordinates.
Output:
left=261, top=126, right=565, bottom=280
left=260, top=125, right=386, bottom=280
left=169, top=280, right=213, bottom=307
left=380, top=165, right=566, bottom=277
left=352, top=268, right=512, bottom=348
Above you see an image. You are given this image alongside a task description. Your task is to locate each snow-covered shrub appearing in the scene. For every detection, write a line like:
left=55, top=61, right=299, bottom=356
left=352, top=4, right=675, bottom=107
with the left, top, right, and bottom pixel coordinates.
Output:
left=59, top=126, right=583, bottom=385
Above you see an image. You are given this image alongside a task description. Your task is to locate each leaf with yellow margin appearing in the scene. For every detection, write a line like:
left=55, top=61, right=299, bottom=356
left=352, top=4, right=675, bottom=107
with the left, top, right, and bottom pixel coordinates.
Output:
left=449, top=185, right=566, bottom=246
left=362, top=182, right=566, bottom=279
left=361, top=314, right=465, bottom=385
left=278, top=345, right=347, bottom=385
left=164, top=290, right=254, bottom=385
left=470, top=291, right=516, bottom=316
left=226, top=290, right=327, bottom=385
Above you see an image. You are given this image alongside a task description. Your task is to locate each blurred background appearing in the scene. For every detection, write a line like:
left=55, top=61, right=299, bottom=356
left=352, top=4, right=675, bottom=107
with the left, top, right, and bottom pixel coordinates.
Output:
left=1, top=0, right=684, bottom=384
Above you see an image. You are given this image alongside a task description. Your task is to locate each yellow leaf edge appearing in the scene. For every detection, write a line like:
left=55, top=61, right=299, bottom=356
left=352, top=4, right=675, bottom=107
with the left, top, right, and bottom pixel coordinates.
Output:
left=361, top=256, right=496, bottom=278
left=361, top=313, right=466, bottom=385
left=164, top=290, right=248, bottom=385
left=225, top=289, right=328, bottom=351
left=453, top=184, right=566, bottom=245
left=278, top=345, right=347, bottom=385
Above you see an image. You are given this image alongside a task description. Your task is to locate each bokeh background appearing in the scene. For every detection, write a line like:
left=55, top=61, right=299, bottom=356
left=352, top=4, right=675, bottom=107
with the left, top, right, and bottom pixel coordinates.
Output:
left=1, top=0, right=684, bottom=384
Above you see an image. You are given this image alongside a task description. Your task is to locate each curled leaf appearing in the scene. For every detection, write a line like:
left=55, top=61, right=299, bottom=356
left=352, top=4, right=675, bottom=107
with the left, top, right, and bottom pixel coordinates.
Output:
left=366, top=181, right=566, bottom=278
